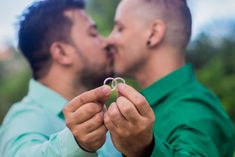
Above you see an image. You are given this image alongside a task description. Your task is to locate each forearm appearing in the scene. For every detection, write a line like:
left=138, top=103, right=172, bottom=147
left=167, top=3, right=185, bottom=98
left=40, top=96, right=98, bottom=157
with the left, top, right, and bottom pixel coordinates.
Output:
left=2, top=128, right=98, bottom=157
left=150, top=133, right=219, bottom=157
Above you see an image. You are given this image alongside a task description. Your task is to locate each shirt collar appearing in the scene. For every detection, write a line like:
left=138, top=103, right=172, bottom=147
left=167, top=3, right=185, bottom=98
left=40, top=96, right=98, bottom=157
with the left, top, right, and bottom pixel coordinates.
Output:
left=141, top=64, right=196, bottom=106
left=27, top=79, right=68, bottom=115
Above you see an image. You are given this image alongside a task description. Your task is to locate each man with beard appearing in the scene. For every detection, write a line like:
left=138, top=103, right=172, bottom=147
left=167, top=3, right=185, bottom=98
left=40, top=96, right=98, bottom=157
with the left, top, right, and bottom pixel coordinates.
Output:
left=0, top=0, right=120, bottom=156
left=101, top=0, right=234, bottom=156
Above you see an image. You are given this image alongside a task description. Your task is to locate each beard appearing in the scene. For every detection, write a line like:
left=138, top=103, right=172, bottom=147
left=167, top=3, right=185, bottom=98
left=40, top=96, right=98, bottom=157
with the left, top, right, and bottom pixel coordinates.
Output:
left=114, top=57, right=147, bottom=79
left=79, top=63, right=114, bottom=90
left=71, top=43, right=115, bottom=90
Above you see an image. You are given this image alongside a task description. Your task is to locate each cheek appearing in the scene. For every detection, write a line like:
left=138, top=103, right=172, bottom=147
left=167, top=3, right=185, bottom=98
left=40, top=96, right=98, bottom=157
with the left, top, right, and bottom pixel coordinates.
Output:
left=115, top=29, right=146, bottom=59
left=82, top=39, right=104, bottom=55
left=122, top=35, right=145, bottom=57
left=121, top=39, right=147, bottom=67
left=121, top=29, right=145, bottom=50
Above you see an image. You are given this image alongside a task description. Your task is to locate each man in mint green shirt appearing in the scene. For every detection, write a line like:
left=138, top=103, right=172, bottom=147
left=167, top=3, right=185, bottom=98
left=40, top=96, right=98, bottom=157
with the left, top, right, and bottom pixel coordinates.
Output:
left=0, top=79, right=122, bottom=157
left=104, top=0, right=235, bottom=156
left=0, top=0, right=122, bottom=156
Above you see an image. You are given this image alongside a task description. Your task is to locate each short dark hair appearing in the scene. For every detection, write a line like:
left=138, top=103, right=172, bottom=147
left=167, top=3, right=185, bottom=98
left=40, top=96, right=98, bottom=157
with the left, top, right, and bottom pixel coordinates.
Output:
left=18, top=0, right=85, bottom=79
left=166, top=0, right=192, bottom=49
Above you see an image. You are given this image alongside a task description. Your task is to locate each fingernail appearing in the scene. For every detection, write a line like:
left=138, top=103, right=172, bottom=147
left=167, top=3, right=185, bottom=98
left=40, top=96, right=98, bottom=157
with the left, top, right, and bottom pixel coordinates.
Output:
left=103, top=85, right=111, bottom=95
left=117, top=83, right=125, bottom=90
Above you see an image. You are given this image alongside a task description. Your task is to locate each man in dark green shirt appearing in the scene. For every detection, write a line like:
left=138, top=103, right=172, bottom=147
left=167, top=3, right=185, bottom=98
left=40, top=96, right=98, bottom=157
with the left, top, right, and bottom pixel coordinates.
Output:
left=102, top=0, right=235, bottom=156
left=141, top=64, right=235, bottom=156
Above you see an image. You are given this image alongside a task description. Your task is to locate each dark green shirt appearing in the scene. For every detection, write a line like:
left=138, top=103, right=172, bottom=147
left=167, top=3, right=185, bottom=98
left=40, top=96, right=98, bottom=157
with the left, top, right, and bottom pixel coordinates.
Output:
left=142, top=64, right=234, bottom=157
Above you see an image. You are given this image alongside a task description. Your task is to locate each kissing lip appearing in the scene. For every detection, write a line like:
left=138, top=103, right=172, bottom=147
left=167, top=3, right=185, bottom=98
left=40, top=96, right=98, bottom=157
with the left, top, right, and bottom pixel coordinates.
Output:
left=105, top=44, right=118, bottom=66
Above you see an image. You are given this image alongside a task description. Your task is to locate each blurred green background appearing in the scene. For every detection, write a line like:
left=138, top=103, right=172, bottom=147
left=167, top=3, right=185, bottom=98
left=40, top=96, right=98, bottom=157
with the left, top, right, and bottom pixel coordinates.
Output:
left=0, top=0, right=234, bottom=133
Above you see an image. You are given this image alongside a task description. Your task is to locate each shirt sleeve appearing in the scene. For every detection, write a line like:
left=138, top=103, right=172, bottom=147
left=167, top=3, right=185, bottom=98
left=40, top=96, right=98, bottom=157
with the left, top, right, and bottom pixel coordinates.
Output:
left=148, top=94, right=234, bottom=157
left=150, top=119, right=223, bottom=157
left=0, top=105, right=98, bottom=157
left=1, top=127, right=98, bottom=157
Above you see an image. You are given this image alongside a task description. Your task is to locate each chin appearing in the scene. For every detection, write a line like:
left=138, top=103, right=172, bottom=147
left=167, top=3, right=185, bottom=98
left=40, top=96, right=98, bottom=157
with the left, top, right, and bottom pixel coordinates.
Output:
left=114, top=66, right=127, bottom=77
left=115, top=63, right=140, bottom=78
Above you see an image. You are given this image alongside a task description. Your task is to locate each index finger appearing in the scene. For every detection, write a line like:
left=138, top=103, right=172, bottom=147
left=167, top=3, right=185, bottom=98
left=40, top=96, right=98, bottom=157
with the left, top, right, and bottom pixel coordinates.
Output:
left=117, top=83, right=152, bottom=117
left=65, top=85, right=112, bottom=112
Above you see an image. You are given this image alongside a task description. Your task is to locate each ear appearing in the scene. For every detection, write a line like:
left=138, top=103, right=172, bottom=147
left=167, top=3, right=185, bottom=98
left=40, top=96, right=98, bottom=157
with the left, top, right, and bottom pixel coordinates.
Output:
left=146, top=20, right=166, bottom=48
left=50, top=42, right=73, bottom=66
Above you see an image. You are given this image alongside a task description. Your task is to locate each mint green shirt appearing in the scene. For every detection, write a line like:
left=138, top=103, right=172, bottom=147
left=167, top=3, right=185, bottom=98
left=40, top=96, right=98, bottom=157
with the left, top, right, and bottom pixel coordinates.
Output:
left=141, top=64, right=235, bottom=157
left=0, top=80, right=122, bottom=157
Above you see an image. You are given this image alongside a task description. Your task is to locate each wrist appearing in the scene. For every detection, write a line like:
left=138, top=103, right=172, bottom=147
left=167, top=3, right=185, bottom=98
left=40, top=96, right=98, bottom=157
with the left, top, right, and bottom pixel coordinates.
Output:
left=75, top=137, right=97, bottom=153
left=136, top=134, right=155, bottom=157
left=123, top=134, right=155, bottom=157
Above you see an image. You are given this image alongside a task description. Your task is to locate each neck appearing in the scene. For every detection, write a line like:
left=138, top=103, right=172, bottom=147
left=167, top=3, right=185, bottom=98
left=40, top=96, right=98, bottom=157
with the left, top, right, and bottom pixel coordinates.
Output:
left=39, top=69, right=87, bottom=101
left=134, top=47, right=185, bottom=88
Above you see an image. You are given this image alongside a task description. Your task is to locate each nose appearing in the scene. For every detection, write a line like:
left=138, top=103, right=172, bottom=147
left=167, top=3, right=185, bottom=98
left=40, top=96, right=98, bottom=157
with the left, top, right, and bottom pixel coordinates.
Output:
left=106, top=29, right=119, bottom=54
left=99, top=35, right=108, bottom=49
left=107, top=30, right=116, bottom=46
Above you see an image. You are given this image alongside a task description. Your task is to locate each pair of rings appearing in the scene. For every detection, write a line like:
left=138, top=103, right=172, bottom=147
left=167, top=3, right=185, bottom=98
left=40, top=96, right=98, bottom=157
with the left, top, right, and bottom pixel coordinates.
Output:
left=104, top=77, right=126, bottom=91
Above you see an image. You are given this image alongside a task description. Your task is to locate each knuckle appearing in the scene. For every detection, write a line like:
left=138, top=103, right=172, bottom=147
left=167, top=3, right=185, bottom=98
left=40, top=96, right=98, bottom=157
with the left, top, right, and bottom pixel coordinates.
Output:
left=116, top=128, right=122, bottom=136
left=85, top=105, right=95, bottom=115
left=138, top=125, right=146, bottom=133
left=135, top=95, right=146, bottom=106
left=121, top=130, right=130, bottom=138
left=151, top=115, right=155, bottom=124
left=86, top=122, right=94, bottom=131
left=78, top=96, right=86, bottom=105
left=63, top=106, right=73, bottom=117
left=72, top=128, right=80, bottom=138
left=89, top=118, right=101, bottom=130
left=147, top=111, right=155, bottom=124
left=63, top=106, right=69, bottom=114
left=117, top=96, right=125, bottom=103
left=79, top=136, right=87, bottom=145
left=109, top=108, right=119, bottom=118
left=122, top=105, right=132, bottom=114
left=80, top=134, right=91, bottom=144
left=65, top=119, right=72, bottom=128
left=116, top=96, right=128, bottom=107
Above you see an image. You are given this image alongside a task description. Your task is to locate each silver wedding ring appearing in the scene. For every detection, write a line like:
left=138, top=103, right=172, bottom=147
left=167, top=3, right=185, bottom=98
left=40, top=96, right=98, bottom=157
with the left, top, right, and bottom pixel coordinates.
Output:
left=104, top=77, right=126, bottom=91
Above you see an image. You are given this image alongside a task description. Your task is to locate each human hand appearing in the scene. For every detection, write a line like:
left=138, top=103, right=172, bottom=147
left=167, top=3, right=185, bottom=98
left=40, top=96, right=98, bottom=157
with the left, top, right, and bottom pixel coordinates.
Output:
left=63, top=85, right=112, bottom=152
left=104, top=83, right=155, bottom=157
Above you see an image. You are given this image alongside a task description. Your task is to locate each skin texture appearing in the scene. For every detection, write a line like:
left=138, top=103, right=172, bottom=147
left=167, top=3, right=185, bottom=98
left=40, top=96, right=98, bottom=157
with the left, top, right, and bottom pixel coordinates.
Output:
left=108, top=0, right=187, bottom=88
left=40, top=9, right=112, bottom=100
left=104, top=83, right=155, bottom=157
left=105, top=0, right=190, bottom=156
left=64, top=85, right=112, bottom=152
left=39, top=9, right=112, bottom=152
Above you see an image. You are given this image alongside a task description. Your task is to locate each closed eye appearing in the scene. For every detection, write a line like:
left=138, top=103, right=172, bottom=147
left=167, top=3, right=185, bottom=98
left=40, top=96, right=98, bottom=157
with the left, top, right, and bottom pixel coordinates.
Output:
left=89, top=25, right=98, bottom=37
